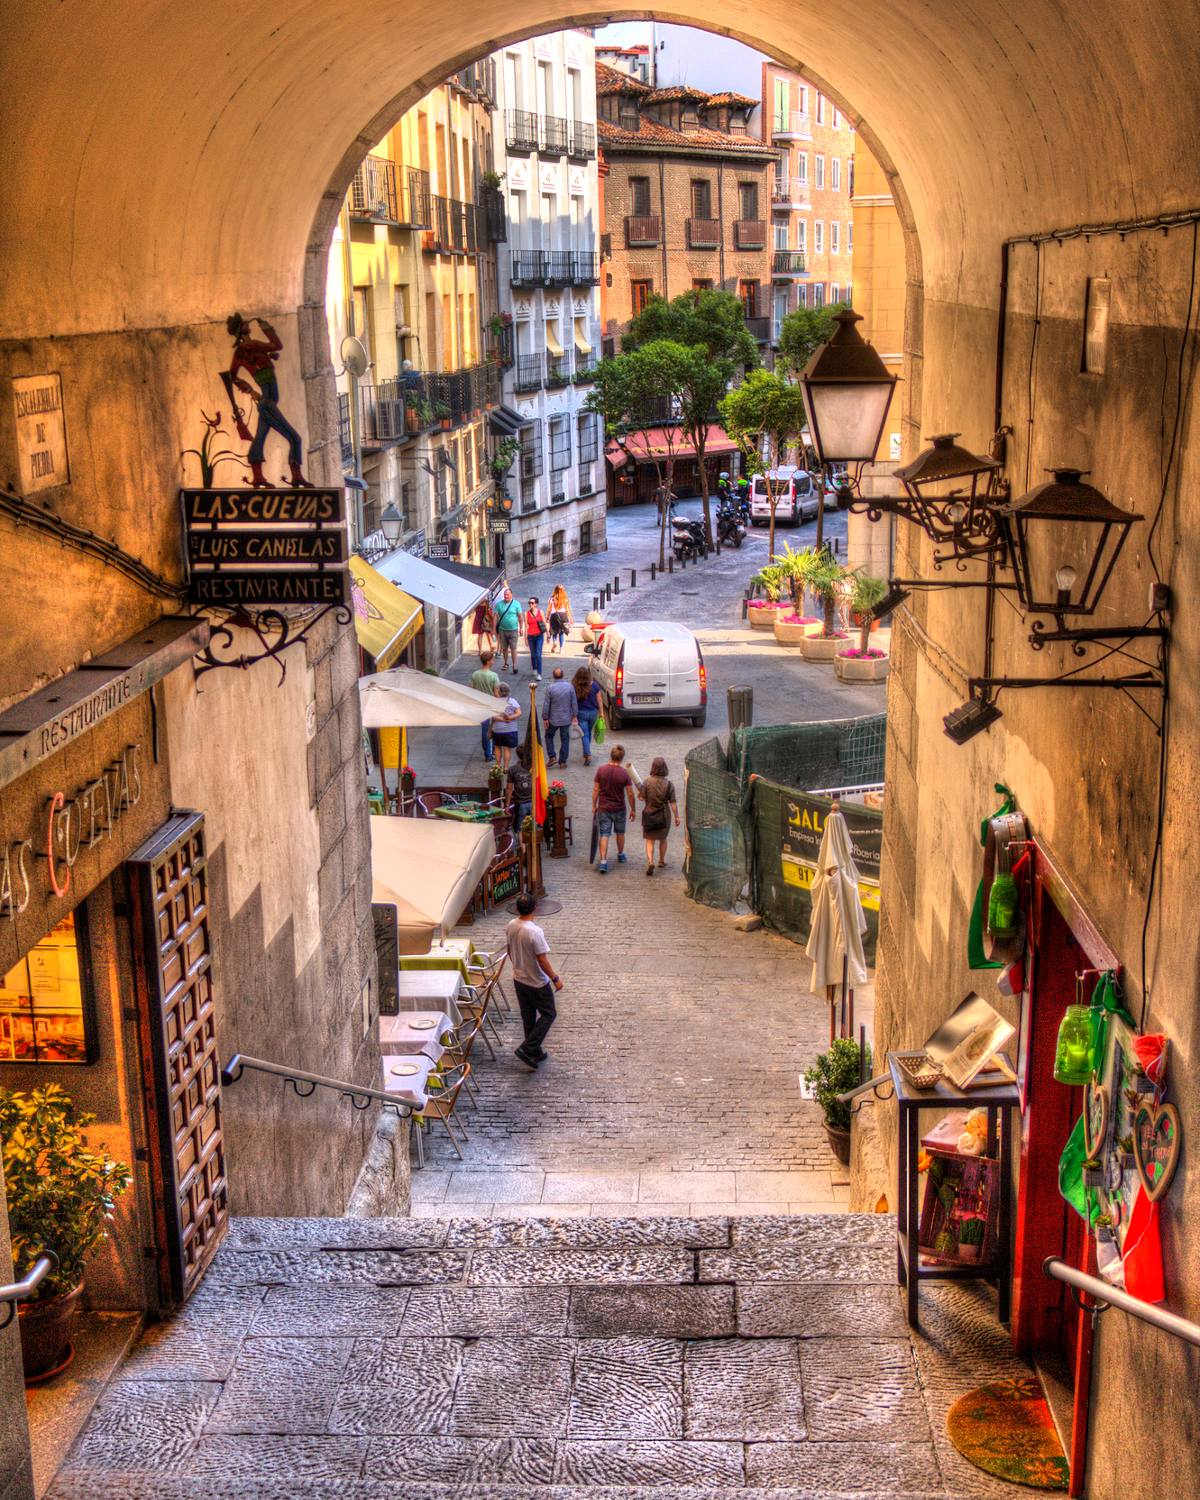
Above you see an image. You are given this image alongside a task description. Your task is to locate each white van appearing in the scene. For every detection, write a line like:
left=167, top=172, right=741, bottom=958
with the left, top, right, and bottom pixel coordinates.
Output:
left=749, top=468, right=819, bottom=526
left=590, top=620, right=707, bottom=729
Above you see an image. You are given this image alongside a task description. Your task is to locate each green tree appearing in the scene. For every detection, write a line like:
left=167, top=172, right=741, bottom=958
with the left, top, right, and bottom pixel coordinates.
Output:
left=776, top=301, right=850, bottom=376
left=719, top=369, right=807, bottom=562
left=624, top=289, right=759, bottom=545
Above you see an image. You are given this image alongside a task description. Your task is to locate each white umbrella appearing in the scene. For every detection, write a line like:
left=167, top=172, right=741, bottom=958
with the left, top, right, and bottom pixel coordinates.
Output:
left=370, top=815, right=496, bottom=953
left=805, top=805, right=869, bottom=1007
left=358, top=666, right=499, bottom=728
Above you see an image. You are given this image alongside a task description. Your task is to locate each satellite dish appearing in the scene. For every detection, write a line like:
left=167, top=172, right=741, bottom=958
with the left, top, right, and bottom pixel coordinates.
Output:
left=340, top=335, right=369, bottom=379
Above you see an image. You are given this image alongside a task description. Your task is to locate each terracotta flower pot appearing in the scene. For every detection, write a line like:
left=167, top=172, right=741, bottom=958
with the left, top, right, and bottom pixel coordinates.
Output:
left=835, top=651, right=890, bottom=682
left=800, top=633, right=849, bottom=662
left=773, top=617, right=820, bottom=645
left=823, top=1122, right=851, bottom=1164
left=19, top=1283, right=83, bottom=1382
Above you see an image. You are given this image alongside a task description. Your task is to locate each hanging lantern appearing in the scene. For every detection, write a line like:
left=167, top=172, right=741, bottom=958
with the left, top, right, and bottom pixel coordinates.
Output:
left=892, top=433, right=1001, bottom=548
left=800, top=307, right=898, bottom=466
left=1053, top=1004, right=1096, bottom=1086
left=992, top=468, right=1141, bottom=617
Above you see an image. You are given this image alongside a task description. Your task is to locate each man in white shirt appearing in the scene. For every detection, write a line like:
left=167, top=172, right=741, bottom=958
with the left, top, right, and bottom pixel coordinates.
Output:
left=505, top=893, right=563, bottom=1068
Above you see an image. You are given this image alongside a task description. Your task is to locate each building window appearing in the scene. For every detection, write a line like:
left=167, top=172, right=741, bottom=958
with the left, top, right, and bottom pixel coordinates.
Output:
left=773, top=76, right=787, bottom=131
left=815, top=155, right=825, bottom=191
left=774, top=221, right=788, bottom=250
left=797, top=219, right=807, bottom=252
left=739, top=279, right=760, bottom=318
left=551, top=530, right=565, bottom=563
left=831, top=221, right=840, bottom=254
left=797, top=152, right=808, bottom=186
left=797, top=283, right=808, bottom=308
left=816, top=94, right=826, bottom=126
left=849, top=159, right=856, bottom=197
left=814, top=221, right=824, bottom=254
left=1, top=909, right=97, bottom=1065
left=814, top=283, right=826, bottom=308
left=631, top=279, right=652, bottom=314
left=692, top=278, right=714, bottom=290
left=798, top=84, right=808, bottom=116
left=848, top=222, right=854, bottom=253
left=831, top=158, right=841, bottom=192
left=522, top=539, right=536, bottom=571
left=630, top=176, right=651, bottom=216
left=690, top=179, right=712, bottom=218
left=681, top=107, right=698, bottom=131
left=549, top=416, right=571, bottom=474
left=580, top=519, right=592, bottom=554
left=738, top=182, right=759, bottom=220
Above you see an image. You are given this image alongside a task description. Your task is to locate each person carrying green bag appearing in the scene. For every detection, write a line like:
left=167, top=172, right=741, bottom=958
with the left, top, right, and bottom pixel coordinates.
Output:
left=571, top=666, right=604, bottom=765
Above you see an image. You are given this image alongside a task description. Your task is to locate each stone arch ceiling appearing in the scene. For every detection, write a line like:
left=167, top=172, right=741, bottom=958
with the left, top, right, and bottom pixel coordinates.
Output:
left=1, top=1, right=1196, bottom=340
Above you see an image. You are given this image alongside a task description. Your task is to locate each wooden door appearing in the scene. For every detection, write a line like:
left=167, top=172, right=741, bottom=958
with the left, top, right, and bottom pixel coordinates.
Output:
left=127, top=812, right=227, bottom=1305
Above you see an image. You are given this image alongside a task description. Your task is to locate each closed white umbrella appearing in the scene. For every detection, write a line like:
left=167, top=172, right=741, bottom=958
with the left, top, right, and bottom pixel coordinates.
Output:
left=805, top=804, right=868, bottom=1036
left=358, top=666, right=499, bottom=728
left=370, top=815, right=496, bottom=953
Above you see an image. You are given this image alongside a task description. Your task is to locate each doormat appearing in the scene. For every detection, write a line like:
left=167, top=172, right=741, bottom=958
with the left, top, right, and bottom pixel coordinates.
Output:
left=946, top=1376, right=1069, bottom=1491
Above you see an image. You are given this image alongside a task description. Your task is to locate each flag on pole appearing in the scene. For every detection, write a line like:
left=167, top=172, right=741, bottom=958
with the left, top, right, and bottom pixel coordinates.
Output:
left=524, top=684, right=550, bottom=824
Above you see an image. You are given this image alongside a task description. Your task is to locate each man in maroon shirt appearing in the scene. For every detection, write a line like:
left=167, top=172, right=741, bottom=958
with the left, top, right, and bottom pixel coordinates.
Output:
left=592, top=743, right=637, bottom=873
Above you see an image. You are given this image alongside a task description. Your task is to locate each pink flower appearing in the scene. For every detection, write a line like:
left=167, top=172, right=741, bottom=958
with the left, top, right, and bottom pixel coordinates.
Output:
left=781, top=613, right=818, bottom=625
left=838, top=647, right=887, bottom=659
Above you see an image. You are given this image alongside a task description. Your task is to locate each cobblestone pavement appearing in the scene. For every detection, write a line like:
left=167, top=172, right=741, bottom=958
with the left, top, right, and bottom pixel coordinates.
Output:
left=404, top=503, right=886, bottom=1213
left=47, top=1213, right=1034, bottom=1500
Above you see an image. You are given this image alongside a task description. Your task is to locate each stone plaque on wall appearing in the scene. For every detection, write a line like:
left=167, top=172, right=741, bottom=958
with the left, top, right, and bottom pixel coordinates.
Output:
left=12, top=373, right=69, bottom=494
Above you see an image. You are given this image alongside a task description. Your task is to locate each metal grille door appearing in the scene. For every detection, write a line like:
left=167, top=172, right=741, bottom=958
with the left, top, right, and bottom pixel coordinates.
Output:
left=127, top=811, right=227, bottom=1304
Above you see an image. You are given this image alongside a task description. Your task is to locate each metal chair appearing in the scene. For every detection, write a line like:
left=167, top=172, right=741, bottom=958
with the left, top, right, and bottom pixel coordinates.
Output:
left=457, top=973, right=501, bottom=1058
left=417, top=1062, right=471, bottom=1161
left=440, top=1017, right=486, bottom=1105
left=466, top=947, right=513, bottom=1017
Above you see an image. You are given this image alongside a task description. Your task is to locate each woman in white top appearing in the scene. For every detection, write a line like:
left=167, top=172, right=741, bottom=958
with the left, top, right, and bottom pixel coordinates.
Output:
left=490, top=682, right=522, bottom=770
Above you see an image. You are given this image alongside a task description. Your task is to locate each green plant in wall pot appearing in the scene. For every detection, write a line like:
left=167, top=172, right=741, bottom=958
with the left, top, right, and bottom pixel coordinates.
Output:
left=0, top=1084, right=131, bottom=1381
left=803, top=1037, right=869, bottom=1164
left=957, top=1214, right=986, bottom=1262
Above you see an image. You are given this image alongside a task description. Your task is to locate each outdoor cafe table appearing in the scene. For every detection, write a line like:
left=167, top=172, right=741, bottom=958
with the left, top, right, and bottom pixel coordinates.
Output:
left=399, top=938, right=476, bottom=982
left=378, top=1011, right=455, bottom=1060
left=431, top=802, right=504, bottom=824
left=395, top=970, right=464, bottom=1026
left=379, top=1053, right=439, bottom=1111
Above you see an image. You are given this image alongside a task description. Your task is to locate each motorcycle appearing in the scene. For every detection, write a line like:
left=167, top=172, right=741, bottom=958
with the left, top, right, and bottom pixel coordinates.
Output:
left=716, top=500, right=745, bottom=548
left=671, top=517, right=706, bottom=562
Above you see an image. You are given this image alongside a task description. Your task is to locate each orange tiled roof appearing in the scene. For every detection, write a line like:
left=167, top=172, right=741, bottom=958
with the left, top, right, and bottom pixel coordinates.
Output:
left=596, top=116, right=773, bottom=156
left=595, top=60, right=651, bottom=97
left=704, top=91, right=759, bottom=108
left=646, top=84, right=710, bottom=103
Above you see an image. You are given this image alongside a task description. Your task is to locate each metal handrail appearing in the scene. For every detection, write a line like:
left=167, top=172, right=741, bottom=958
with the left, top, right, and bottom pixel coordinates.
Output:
left=221, top=1054, right=413, bottom=1118
left=1044, top=1257, right=1200, bottom=1348
left=0, top=1252, right=58, bottom=1330
left=835, top=1071, right=892, bottom=1105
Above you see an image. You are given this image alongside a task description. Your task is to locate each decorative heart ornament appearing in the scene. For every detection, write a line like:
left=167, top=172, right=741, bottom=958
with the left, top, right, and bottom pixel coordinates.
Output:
left=1082, top=1079, right=1109, bottom=1159
left=1133, top=1100, right=1182, bottom=1203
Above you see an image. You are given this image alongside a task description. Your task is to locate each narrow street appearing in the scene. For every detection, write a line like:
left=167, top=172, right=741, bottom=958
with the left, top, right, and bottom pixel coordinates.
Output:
left=408, top=502, right=887, bottom=1215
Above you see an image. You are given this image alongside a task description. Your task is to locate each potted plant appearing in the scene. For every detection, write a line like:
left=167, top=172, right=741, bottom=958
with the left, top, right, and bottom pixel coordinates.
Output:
left=836, top=570, right=891, bottom=681
left=399, top=764, right=416, bottom=798
left=487, top=763, right=505, bottom=799
left=0, top=1084, right=131, bottom=1381
left=798, top=551, right=849, bottom=661
left=434, top=400, right=452, bottom=430
left=773, top=612, right=820, bottom=646
left=803, top=1036, right=870, bottom=1164
left=957, top=1214, right=986, bottom=1263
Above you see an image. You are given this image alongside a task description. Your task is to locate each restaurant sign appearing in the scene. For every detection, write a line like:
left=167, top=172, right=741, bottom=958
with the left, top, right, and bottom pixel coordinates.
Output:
left=780, top=794, right=882, bottom=912
left=181, top=487, right=349, bottom=606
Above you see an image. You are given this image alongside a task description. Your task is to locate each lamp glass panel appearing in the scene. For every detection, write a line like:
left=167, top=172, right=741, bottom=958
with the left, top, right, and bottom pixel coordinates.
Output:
left=1020, top=515, right=1113, bottom=613
left=805, top=381, right=892, bottom=463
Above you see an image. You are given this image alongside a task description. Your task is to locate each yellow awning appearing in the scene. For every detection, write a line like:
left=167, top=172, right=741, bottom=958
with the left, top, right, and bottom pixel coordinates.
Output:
left=348, top=555, right=423, bottom=670
left=545, top=323, right=564, bottom=357
left=573, top=318, right=593, bottom=354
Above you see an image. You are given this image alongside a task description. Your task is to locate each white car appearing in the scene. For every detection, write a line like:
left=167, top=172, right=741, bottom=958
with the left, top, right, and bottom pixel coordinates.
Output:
left=749, top=468, right=820, bottom=525
left=589, top=620, right=707, bottom=729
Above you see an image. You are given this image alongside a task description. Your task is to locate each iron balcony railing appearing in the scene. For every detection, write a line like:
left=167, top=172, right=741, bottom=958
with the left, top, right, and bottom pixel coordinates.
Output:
left=337, top=391, right=353, bottom=466
left=452, top=58, right=496, bottom=105
left=772, top=249, right=807, bottom=274
left=686, top=217, right=720, bottom=249
left=543, top=250, right=574, bottom=287
left=573, top=355, right=599, bottom=384
left=349, top=157, right=432, bottom=228
left=735, top=218, right=767, bottom=249
left=514, top=353, right=544, bottom=393
left=359, top=382, right=411, bottom=445
left=520, top=488, right=540, bottom=514
left=625, top=214, right=661, bottom=247
left=511, top=249, right=544, bottom=287
left=572, top=251, right=599, bottom=284
left=569, top=120, right=596, bottom=159
left=772, top=110, right=812, bottom=139
left=540, top=115, right=569, bottom=155
left=519, top=424, right=543, bottom=478
left=772, top=175, right=810, bottom=208
left=745, top=315, right=771, bottom=342
left=576, top=463, right=594, bottom=495
left=424, top=196, right=479, bottom=254
left=506, top=109, right=540, bottom=152
left=546, top=352, right=572, bottom=388
left=480, top=185, right=507, bottom=243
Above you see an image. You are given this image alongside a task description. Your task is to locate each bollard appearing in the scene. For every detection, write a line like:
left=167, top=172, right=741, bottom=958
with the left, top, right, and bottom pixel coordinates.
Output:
left=715, top=536, right=721, bottom=555
left=613, top=575, right=620, bottom=595
left=631, top=569, right=637, bottom=588
left=741, top=596, right=749, bottom=620
left=668, top=555, right=674, bottom=574
left=593, top=593, right=600, bottom=612
left=650, top=563, right=656, bottom=581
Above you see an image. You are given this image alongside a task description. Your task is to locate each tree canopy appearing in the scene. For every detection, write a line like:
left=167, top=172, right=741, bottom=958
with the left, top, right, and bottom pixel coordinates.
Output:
left=776, top=301, right=851, bottom=375
left=719, top=368, right=807, bottom=462
left=624, top=287, right=759, bottom=370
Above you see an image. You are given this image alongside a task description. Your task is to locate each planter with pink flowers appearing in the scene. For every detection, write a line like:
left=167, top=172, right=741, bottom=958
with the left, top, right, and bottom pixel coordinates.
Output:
left=747, top=600, right=791, bottom=630
left=835, top=646, right=890, bottom=682
left=773, top=613, right=820, bottom=646
left=800, top=630, right=850, bottom=662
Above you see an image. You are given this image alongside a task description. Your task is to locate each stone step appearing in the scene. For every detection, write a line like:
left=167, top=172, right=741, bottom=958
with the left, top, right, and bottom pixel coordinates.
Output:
left=48, top=1480, right=949, bottom=1500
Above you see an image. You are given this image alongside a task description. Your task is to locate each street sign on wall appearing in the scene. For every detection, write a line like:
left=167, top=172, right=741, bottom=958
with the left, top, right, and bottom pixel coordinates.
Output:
left=426, top=542, right=451, bottom=560
left=489, top=518, right=511, bottom=535
left=180, top=488, right=349, bottom=605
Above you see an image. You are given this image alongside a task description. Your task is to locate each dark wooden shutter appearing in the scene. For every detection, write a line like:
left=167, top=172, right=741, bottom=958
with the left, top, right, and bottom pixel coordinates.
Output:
left=127, top=811, right=227, bottom=1305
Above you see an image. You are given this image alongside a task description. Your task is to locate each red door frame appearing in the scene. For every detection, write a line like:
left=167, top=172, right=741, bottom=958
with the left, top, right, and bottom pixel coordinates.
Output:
left=1011, top=835, right=1121, bottom=1497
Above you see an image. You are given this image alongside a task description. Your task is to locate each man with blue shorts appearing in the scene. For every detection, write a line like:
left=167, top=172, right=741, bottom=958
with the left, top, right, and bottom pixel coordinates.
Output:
left=592, top=743, right=636, bottom=874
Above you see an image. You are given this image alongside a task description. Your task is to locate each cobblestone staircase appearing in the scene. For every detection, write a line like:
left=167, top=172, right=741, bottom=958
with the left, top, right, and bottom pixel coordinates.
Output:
left=46, top=1213, right=1031, bottom=1500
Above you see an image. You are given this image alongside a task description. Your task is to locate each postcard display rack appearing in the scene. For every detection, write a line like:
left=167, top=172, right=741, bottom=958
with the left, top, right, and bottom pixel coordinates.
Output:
left=890, top=1054, right=1020, bottom=1327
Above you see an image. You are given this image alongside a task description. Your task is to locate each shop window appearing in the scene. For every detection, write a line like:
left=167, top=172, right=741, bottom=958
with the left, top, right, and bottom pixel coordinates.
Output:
left=551, top=530, right=565, bottom=563
left=0, top=909, right=97, bottom=1065
left=522, top=538, right=536, bottom=571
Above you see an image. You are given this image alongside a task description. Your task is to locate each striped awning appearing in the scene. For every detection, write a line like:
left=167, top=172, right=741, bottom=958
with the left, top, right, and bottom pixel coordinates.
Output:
left=347, top=555, right=423, bottom=670
left=545, top=322, right=565, bottom=357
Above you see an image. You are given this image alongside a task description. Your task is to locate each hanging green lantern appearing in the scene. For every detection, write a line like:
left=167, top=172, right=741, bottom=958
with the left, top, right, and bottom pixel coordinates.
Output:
left=1053, top=1004, right=1094, bottom=1085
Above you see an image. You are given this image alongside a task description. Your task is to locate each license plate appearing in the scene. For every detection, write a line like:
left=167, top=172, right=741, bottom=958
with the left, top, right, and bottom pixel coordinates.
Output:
left=630, top=693, right=663, bottom=703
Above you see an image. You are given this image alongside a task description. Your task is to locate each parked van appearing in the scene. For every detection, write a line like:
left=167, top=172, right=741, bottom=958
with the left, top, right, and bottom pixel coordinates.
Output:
left=590, top=620, right=707, bottom=729
left=749, top=468, right=819, bottom=526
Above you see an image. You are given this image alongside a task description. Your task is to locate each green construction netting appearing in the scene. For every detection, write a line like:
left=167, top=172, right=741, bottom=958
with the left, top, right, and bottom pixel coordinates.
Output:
left=683, top=736, right=750, bottom=909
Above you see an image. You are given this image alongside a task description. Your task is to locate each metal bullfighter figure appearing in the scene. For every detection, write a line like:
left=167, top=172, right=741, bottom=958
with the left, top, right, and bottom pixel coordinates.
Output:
left=222, top=312, right=312, bottom=488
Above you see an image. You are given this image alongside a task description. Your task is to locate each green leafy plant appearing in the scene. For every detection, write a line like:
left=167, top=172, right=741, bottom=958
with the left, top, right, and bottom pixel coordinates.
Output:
left=799, top=550, right=847, bottom=637
left=803, top=1037, right=870, bottom=1132
left=0, top=1084, right=131, bottom=1300
left=848, top=571, right=889, bottom=652
left=957, top=1215, right=985, bottom=1246
left=490, top=434, right=520, bottom=481
left=481, top=170, right=504, bottom=191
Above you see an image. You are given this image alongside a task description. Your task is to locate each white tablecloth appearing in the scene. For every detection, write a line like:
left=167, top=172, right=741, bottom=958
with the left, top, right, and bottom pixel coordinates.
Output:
left=378, top=1010, right=455, bottom=1059
left=395, top=970, right=464, bottom=1025
left=379, top=1054, right=439, bottom=1110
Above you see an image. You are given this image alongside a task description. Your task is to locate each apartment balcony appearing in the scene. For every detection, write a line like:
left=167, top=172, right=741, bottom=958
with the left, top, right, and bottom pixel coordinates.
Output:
left=573, top=356, right=599, bottom=384
left=745, top=315, right=771, bottom=343
left=543, top=250, right=575, bottom=287
left=452, top=59, right=496, bottom=106
left=686, top=217, right=720, bottom=250
left=480, top=185, right=507, bottom=243
left=514, top=354, right=544, bottom=393
left=423, top=196, right=479, bottom=254
left=358, top=380, right=430, bottom=448
left=511, top=249, right=545, bottom=287
left=540, top=115, right=569, bottom=156
left=772, top=110, right=812, bottom=140
left=734, top=219, right=767, bottom=250
left=772, top=250, right=807, bottom=276
left=546, top=353, right=572, bottom=389
left=625, top=214, right=661, bottom=247
left=572, top=251, right=599, bottom=284
left=772, top=176, right=811, bottom=211
left=349, top=157, right=432, bottom=229
left=337, top=391, right=353, bottom=467
left=568, top=120, right=596, bottom=159
left=506, top=108, right=540, bottom=153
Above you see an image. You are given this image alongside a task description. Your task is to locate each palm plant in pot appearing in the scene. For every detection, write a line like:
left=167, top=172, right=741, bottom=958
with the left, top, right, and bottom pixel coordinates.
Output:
left=804, top=1036, right=870, bottom=1164
left=0, top=1084, right=131, bottom=1381
left=797, top=550, right=849, bottom=661
left=836, top=571, right=891, bottom=681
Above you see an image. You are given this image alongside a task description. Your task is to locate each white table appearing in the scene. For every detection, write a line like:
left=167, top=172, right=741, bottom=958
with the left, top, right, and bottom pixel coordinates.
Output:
left=378, top=1010, right=455, bottom=1059
left=379, top=1054, right=439, bottom=1111
left=395, top=970, right=464, bottom=1026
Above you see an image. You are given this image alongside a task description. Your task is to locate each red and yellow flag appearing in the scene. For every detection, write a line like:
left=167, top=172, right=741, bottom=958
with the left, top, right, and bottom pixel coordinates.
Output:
left=530, top=688, right=549, bottom=824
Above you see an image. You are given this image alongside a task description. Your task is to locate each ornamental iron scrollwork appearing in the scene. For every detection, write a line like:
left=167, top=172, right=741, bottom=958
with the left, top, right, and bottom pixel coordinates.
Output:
left=192, top=603, right=353, bottom=686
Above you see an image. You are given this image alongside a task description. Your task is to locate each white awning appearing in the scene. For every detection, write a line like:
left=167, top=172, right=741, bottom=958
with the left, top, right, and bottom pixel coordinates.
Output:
left=359, top=666, right=499, bottom=728
left=374, top=548, right=490, bottom=618
left=371, top=815, right=496, bottom=953
left=545, top=322, right=564, bottom=357
left=573, top=318, right=593, bottom=354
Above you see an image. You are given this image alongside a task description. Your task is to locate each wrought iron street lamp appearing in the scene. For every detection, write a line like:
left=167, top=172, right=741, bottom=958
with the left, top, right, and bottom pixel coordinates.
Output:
left=800, top=308, right=896, bottom=467
left=380, top=503, right=404, bottom=545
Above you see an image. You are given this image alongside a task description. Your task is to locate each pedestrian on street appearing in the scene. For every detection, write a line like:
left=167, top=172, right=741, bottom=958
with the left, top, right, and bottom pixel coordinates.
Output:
left=525, top=596, right=546, bottom=679
left=505, top=893, right=563, bottom=1069
left=490, top=681, right=521, bottom=771
left=572, top=665, right=602, bottom=766
left=494, top=587, right=522, bottom=674
left=548, top=583, right=573, bottom=652
left=638, top=756, right=680, bottom=875
left=542, top=666, right=578, bottom=766
left=470, top=651, right=500, bottom=762
left=507, top=758, right=533, bottom=828
left=472, top=595, right=496, bottom=656
left=592, top=742, right=636, bottom=873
